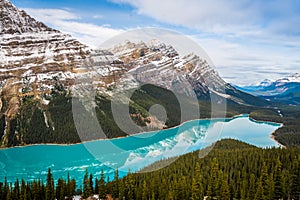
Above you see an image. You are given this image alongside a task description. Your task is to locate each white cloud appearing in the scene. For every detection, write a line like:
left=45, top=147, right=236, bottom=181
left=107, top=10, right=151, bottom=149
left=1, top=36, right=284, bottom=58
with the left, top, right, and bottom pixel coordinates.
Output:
left=110, top=0, right=299, bottom=37
left=110, top=0, right=261, bottom=35
left=24, top=8, right=80, bottom=21
left=195, top=36, right=300, bottom=85
left=93, top=15, right=103, bottom=19
left=23, top=8, right=123, bottom=48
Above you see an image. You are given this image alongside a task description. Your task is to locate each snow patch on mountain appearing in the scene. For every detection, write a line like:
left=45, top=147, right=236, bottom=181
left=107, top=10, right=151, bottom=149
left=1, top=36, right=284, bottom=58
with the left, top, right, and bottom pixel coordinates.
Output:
left=276, top=73, right=300, bottom=84
left=237, top=73, right=300, bottom=98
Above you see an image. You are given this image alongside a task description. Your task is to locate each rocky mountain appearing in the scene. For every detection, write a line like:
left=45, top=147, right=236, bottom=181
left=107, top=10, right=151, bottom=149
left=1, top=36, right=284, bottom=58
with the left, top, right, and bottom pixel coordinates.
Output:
left=0, top=0, right=268, bottom=147
left=277, top=73, right=300, bottom=83
left=84, top=40, right=266, bottom=106
left=0, top=0, right=89, bottom=116
left=0, top=0, right=91, bottom=146
left=237, top=73, right=300, bottom=105
left=235, top=79, right=273, bottom=94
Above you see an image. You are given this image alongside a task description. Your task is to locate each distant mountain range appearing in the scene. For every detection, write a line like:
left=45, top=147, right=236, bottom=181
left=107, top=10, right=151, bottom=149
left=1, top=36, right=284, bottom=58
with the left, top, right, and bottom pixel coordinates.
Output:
left=236, top=73, right=300, bottom=105
left=0, top=0, right=269, bottom=147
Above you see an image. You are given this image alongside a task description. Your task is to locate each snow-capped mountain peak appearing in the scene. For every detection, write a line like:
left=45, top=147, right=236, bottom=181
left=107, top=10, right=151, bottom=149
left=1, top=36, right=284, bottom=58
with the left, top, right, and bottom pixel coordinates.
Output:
left=0, top=0, right=90, bottom=119
left=0, top=0, right=55, bottom=34
left=257, top=79, right=273, bottom=87
left=276, top=73, right=300, bottom=83
left=237, top=73, right=300, bottom=103
left=0, top=0, right=89, bottom=84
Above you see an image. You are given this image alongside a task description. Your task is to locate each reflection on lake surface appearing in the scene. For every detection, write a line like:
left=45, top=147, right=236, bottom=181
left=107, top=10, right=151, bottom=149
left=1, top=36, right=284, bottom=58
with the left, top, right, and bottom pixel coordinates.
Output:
left=0, top=115, right=281, bottom=182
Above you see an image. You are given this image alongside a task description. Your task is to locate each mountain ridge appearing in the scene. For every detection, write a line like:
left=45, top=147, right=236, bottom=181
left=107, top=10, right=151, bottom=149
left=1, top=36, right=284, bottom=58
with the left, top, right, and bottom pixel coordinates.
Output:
left=0, top=0, right=56, bottom=34
left=236, top=73, right=300, bottom=105
left=0, top=0, right=271, bottom=147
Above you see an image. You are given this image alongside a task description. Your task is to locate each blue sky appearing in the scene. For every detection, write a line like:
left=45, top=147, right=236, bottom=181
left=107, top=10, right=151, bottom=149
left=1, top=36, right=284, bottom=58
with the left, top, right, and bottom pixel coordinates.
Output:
left=10, top=0, right=300, bottom=85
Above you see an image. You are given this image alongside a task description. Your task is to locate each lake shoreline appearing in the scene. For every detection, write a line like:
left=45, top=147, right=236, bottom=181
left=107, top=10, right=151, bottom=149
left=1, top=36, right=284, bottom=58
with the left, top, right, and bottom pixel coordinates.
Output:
left=248, top=117, right=285, bottom=148
left=0, top=113, right=283, bottom=150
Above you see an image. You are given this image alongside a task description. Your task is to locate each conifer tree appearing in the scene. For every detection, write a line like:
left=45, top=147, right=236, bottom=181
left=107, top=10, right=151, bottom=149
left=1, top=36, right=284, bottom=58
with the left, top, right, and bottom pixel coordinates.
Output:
left=273, top=158, right=283, bottom=199
left=89, top=173, right=94, bottom=194
left=94, top=177, right=99, bottom=194
left=151, top=191, right=155, bottom=200
left=12, top=178, right=20, bottom=200
left=99, top=169, right=106, bottom=199
left=207, top=157, right=219, bottom=198
left=20, top=179, right=26, bottom=200
left=3, top=177, right=8, bottom=200
left=6, top=185, right=12, bottom=200
left=267, top=172, right=275, bottom=199
left=82, top=169, right=92, bottom=198
left=290, top=156, right=300, bottom=200
left=112, top=168, right=119, bottom=199
left=68, top=179, right=76, bottom=198
left=220, top=173, right=230, bottom=200
left=254, top=178, right=265, bottom=200
left=167, top=187, right=175, bottom=200
left=248, top=173, right=256, bottom=200
left=66, top=173, right=71, bottom=197
left=125, top=169, right=134, bottom=200
left=118, top=178, right=125, bottom=200
left=45, top=169, right=54, bottom=200
left=31, top=180, right=42, bottom=200
left=141, top=180, right=148, bottom=200
left=260, top=162, right=269, bottom=198
left=191, top=162, right=204, bottom=200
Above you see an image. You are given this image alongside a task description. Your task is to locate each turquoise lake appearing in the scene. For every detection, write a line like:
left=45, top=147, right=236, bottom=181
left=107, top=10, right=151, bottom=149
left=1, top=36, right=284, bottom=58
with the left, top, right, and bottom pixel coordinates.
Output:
left=0, top=115, right=281, bottom=183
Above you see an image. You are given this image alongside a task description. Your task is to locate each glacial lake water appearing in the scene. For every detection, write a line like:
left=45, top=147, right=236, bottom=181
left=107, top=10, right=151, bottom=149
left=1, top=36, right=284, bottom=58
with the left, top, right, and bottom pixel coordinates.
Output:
left=0, top=115, right=281, bottom=183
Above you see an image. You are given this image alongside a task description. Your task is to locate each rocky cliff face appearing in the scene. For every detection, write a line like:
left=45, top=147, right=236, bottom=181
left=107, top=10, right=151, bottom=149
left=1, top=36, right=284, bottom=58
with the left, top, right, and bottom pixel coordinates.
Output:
left=0, top=0, right=89, bottom=89
left=0, top=0, right=53, bottom=34
left=0, top=0, right=89, bottom=108
left=0, top=0, right=90, bottom=145
left=85, top=40, right=248, bottom=105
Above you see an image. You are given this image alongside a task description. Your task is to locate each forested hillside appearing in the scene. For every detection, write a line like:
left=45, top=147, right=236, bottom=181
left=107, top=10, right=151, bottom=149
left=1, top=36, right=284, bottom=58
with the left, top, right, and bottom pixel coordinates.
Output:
left=2, top=82, right=300, bottom=148
left=0, top=83, right=268, bottom=148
